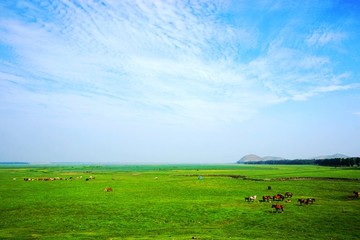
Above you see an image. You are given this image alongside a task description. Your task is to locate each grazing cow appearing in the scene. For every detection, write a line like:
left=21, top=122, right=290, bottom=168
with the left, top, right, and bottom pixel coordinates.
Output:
left=306, top=198, right=315, bottom=204
left=263, top=195, right=272, bottom=202
left=273, top=194, right=284, bottom=201
left=272, top=204, right=284, bottom=213
left=298, top=199, right=306, bottom=205
left=245, top=195, right=256, bottom=202
left=285, top=192, right=293, bottom=198
left=104, top=187, right=113, bottom=192
left=354, top=191, right=359, bottom=198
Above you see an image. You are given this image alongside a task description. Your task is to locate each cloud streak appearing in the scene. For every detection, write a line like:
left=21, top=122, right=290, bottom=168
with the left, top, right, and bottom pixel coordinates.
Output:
left=0, top=0, right=358, bottom=126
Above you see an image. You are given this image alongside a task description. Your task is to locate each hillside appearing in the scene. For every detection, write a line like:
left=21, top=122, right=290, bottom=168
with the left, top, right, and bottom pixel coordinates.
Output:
left=237, top=153, right=351, bottom=164
left=237, top=154, right=285, bottom=163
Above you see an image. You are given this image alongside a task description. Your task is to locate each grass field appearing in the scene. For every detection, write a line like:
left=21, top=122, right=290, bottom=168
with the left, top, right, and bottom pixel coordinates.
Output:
left=0, top=164, right=359, bottom=239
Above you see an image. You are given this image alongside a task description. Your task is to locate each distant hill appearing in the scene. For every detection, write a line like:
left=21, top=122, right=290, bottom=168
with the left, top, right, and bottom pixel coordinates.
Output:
left=313, top=153, right=349, bottom=160
left=237, top=153, right=351, bottom=164
left=237, top=154, right=285, bottom=163
left=237, top=154, right=262, bottom=163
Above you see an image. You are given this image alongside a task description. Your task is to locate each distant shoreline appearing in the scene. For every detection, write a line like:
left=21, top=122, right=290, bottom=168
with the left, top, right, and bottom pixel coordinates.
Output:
left=0, top=162, right=29, bottom=165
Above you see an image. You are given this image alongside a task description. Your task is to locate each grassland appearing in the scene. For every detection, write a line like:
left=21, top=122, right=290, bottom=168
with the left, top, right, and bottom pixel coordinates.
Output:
left=0, top=164, right=359, bottom=239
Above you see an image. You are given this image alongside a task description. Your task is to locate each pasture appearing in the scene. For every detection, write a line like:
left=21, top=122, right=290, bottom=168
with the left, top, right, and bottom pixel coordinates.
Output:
left=0, top=164, right=359, bottom=239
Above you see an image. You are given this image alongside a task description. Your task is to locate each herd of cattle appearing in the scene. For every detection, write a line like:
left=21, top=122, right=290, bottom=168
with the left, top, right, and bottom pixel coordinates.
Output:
left=244, top=191, right=312, bottom=213
left=245, top=187, right=360, bottom=213
left=22, top=176, right=96, bottom=181
left=21, top=176, right=115, bottom=193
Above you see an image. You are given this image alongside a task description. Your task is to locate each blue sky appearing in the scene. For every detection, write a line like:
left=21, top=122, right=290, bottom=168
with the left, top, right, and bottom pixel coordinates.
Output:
left=1, top=0, right=360, bottom=164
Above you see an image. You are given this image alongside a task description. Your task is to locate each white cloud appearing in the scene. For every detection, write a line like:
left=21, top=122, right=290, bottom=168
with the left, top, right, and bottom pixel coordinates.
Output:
left=306, top=29, right=347, bottom=46
left=291, top=84, right=354, bottom=101
left=0, top=0, right=356, bottom=127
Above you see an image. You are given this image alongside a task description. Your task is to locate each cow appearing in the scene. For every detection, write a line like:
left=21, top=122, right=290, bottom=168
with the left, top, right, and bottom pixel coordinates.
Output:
left=262, top=195, right=272, bottom=202
left=354, top=191, right=359, bottom=198
left=273, top=194, right=284, bottom=201
left=285, top=192, right=293, bottom=198
left=298, top=199, right=306, bottom=205
left=245, top=195, right=256, bottom=202
left=272, top=204, right=284, bottom=213
left=249, top=195, right=257, bottom=201
left=104, top=187, right=113, bottom=192
left=306, top=198, right=315, bottom=204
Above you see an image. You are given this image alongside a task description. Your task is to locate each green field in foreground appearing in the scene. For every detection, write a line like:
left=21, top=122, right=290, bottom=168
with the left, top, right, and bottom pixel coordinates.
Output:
left=0, top=164, right=359, bottom=239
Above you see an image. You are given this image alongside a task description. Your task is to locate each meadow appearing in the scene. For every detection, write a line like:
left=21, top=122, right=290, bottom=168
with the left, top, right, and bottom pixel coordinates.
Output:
left=0, top=164, right=359, bottom=239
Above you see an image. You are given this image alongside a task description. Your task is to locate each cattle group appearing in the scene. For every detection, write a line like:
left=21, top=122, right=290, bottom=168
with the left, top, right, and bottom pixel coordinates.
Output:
left=246, top=187, right=360, bottom=214
left=23, top=177, right=68, bottom=181
left=245, top=187, right=319, bottom=213
left=297, top=198, right=316, bottom=205
left=22, top=175, right=96, bottom=181
left=22, top=175, right=116, bottom=193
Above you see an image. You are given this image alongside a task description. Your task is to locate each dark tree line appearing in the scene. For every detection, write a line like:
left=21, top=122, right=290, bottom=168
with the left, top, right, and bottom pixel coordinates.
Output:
left=244, top=158, right=360, bottom=167
left=315, top=158, right=360, bottom=167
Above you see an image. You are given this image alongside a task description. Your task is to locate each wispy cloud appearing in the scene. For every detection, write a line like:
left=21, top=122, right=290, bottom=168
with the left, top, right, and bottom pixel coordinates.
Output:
left=0, top=0, right=357, bottom=126
left=306, top=29, right=347, bottom=47
left=291, top=83, right=355, bottom=101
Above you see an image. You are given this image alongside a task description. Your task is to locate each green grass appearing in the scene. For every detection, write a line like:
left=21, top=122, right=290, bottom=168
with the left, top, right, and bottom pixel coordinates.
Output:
left=0, top=164, right=359, bottom=239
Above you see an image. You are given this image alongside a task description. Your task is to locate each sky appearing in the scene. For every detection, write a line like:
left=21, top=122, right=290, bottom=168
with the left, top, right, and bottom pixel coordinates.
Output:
left=1, top=0, right=360, bottom=164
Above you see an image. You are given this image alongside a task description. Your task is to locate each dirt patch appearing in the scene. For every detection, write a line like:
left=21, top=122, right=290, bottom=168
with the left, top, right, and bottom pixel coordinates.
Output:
left=272, top=177, right=360, bottom=182
left=181, top=174, right=247, bottom=179
left=181, top=175, right=359, bottom=182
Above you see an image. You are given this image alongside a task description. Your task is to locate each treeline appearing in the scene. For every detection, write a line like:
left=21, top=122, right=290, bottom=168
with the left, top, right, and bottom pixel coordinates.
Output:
left=315, top=158, right=360, bottom=167
left=245, top=158, right=360, bottom=167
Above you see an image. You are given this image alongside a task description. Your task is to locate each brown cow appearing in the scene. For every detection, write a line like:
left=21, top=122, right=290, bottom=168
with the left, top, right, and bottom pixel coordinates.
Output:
left=262, top=195, right=271, bottom=202
left=273, top=194, right=284, bottom=201
left=272, top=204, right=284, bottom=213
left=104, top=187, right=113, bottom=192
